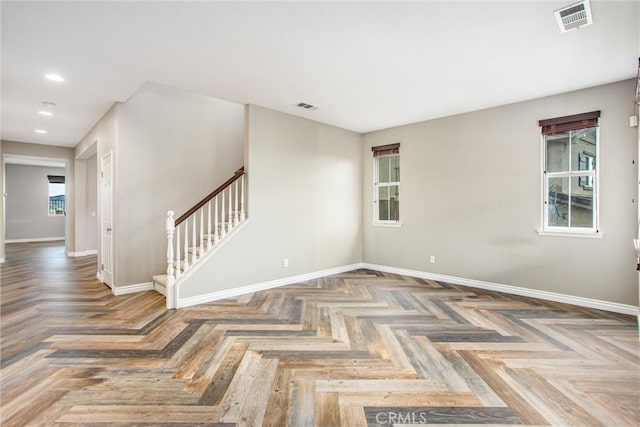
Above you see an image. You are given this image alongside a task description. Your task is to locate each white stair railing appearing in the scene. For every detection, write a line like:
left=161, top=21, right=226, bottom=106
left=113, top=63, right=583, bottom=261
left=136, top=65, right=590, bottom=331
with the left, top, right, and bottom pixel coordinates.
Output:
left=163, top=167, right=246, bottom=309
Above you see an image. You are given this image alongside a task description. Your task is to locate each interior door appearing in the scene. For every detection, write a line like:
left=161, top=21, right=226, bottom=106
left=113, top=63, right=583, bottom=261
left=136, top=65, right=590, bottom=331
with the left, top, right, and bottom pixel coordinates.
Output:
left=100, top=152, right=113, bottom=287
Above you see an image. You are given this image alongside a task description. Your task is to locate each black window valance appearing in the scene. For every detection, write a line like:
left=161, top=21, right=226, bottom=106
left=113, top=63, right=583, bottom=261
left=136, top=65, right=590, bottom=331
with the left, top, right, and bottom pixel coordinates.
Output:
left=371, top=143, right=400, bottom=157
left=539, top=111, right=600, bottom=135
left=47, top=175, right=65, bottom=184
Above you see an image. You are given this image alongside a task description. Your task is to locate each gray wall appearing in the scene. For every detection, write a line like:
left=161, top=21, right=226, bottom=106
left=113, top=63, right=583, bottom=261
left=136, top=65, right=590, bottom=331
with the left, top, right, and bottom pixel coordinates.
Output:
left=5, top=164, right=66, bottom=241
left=116, top=82, right=244, bottom=286
left=363, top=79, right=637, bottom=306
left=182, top=105, right=363, bottom=298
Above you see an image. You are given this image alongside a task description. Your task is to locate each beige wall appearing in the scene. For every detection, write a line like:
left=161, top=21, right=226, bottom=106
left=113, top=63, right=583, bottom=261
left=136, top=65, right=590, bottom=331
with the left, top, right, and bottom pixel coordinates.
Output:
left=115, top=82, right=244, bottom=287
left=363, top=79, right=637, bottom=306
left=181, top=105, right=363, bottom=299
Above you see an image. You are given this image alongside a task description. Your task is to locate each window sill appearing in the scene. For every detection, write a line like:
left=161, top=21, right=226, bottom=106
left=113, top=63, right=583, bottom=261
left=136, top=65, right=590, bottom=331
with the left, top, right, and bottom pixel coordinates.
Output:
left=537, top=229, right=603, bottom=239
left=373, top=222, right=402, bottom=228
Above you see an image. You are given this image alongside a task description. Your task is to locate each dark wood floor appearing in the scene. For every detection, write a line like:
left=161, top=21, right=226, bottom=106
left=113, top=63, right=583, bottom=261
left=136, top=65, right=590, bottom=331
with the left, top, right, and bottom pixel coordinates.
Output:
left=1, top=241, right=638, bottom=426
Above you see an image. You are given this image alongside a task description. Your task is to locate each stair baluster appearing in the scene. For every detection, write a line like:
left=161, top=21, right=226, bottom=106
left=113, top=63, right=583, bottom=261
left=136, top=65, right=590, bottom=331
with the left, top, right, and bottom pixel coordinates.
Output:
left=183, top=219, right=189, bottom=271
left=199, top=208, right=204, bottom=258
left=228, top=186, right=233, bottom=232
left=207, top=200, right=212, bottom=250
left=175, top=227, right=181, bottom=279
left=214, top=196, right=219, bottom=244
left=220, top=191, right=226, bottom=238
left=191, top=216, right=198, bottom=263
left=240, top=175, right=246, bottom=221
left=234, top=180, right=239, bottom=226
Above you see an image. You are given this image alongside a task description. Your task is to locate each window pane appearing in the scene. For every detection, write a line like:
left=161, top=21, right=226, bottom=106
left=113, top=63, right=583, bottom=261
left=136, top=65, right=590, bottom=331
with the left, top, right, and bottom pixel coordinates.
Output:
left=389, top=155, right=400, bottom=182
left=378, top=186, right=389, bottom=221
left=570, top=176, right=593, bottom=228
left=49, top=183, right=65, bottom=215
left=548, top=177, right=569, bottom=227
left=378, top=156, right=390, bottom=183
left=389, top=184, right=400, bottom=221
left=571, top=128, right=597, bottom=172
left=546, top=134, right=570, bottom=172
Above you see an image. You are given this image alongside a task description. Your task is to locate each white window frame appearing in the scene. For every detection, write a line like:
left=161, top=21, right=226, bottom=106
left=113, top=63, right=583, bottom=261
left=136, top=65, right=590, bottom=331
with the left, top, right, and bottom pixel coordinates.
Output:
left=539, top=127, right=601, bottom=238
left=373, top=153, right=401, bottom=226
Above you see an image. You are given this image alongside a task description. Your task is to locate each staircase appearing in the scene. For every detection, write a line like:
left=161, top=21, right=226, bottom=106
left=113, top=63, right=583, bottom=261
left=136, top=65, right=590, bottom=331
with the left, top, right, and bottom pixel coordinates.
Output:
left=152, top=167, right=246, bottom=308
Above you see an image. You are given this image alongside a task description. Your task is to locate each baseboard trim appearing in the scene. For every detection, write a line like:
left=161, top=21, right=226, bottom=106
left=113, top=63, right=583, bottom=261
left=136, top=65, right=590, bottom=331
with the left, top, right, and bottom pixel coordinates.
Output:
left=363, top=263, right=638, bottom=316
left=177, top=263, right=363, bottom=308
left=68, top=249, right=97, bottom=257
left=113, top=282, right=153, bottom=296
left=0, top=257, right=5, bottom=263
left=6, top=237, right=65, bottom=243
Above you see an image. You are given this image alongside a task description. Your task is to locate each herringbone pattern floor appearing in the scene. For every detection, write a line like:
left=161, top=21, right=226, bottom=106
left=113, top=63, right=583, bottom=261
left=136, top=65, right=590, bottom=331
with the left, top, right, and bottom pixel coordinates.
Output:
left=1, top=242, right=638, bottom=426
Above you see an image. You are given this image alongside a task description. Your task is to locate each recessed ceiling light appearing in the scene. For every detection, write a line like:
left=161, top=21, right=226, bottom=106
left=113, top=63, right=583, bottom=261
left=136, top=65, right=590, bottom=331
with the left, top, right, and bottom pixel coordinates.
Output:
left=45, top=73, right=65, bottom=82
left=39, top=101, right=56, bottom=116
left=35, top=129, right=48, bottom=134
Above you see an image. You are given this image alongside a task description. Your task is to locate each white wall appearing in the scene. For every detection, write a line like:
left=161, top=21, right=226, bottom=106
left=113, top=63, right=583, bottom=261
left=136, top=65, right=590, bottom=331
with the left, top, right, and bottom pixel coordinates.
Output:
left=4, top=164, right=66, bottom=241
left=363, top=79, right=637, bottom=306
left=115, top=82, right=244, bottom=286
left=181, top=105, right=363, bottom=299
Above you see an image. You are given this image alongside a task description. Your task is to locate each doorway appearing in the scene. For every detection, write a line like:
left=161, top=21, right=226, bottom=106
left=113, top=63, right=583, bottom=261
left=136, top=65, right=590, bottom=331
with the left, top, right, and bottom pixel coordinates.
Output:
left=3, top=155, right=68, bottom=247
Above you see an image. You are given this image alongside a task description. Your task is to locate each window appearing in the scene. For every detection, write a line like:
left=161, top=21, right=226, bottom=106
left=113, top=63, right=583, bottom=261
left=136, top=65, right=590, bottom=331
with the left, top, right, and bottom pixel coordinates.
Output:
left=372, top=143, right=400, bottom=225
left=539, top=111, right=599, bottom=235
left=48, top=175, right=66, bottom=216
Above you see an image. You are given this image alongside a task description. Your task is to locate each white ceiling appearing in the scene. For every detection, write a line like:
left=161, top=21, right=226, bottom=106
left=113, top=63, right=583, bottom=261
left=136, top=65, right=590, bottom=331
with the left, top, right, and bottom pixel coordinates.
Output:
left=1, top=1, right=638, bottom=148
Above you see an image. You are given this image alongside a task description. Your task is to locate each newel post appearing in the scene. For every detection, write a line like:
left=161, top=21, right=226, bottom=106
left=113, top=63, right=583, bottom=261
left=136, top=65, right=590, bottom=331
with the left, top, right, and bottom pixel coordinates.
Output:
left=165, top=210, right=176, bottom=309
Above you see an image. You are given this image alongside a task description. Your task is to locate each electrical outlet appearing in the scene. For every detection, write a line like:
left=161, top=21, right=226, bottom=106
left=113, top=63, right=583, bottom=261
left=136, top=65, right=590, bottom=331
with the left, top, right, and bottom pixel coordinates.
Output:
left=283, top=258, right=289, bottom=268
left=430, top=255, right=436, bottom=264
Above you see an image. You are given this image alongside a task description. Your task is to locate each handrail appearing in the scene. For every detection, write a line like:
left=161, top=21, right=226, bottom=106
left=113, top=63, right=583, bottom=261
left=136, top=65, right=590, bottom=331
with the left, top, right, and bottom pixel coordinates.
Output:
left=175, top=167, right=244, bottom=226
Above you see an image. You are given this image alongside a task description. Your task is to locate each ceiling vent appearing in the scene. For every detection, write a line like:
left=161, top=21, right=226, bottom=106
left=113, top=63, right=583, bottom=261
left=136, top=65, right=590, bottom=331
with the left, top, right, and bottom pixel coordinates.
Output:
left=554, top=0, right=593, bottom=33
left=296, top=102, right=318, bottom=111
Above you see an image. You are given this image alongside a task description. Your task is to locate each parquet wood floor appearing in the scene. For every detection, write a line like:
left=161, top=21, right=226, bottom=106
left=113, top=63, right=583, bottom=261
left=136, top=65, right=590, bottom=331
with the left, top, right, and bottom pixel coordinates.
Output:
left=1, top=241, right=638, bottom=426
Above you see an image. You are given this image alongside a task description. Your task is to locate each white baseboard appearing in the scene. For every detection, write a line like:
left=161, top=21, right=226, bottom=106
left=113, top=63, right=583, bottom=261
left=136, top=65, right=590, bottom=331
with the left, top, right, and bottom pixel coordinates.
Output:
left=113, top=282, right=153, bottom=296
left=68, top=249, right=97, bottom=257
left=363, top=263, right=639, bottom=316
left=171, top=259, right=637, bottom=316
left=0, top=257, right=5, bottom=263
left=177, top=263, right=363, bottom=308
left=6, top=237, right=64, bottom=243
left=96, top=271, right=105, bottom=283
